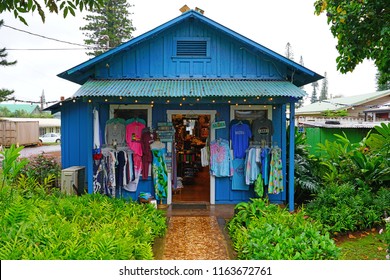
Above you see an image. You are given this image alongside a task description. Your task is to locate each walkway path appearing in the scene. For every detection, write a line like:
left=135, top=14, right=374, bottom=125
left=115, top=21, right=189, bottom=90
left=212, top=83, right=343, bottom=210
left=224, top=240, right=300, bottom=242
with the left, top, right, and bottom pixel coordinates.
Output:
left=154, top=204, right=236, bottom=260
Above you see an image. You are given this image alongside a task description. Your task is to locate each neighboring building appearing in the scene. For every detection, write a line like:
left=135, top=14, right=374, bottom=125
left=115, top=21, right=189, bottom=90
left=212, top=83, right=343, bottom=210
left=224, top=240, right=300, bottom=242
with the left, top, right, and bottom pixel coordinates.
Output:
left=296, top=90, right=390, bottom=119
left=296, top=90, right=390, bottom=154
left=363, top=103, right=390, bottom=122
left=0, top=117, right=61, bottom=135
left=0, top=103, right=41, bottom=115
left=297, top=120, right=388, bottom=155
left=47, top=9, right=323, bottom=211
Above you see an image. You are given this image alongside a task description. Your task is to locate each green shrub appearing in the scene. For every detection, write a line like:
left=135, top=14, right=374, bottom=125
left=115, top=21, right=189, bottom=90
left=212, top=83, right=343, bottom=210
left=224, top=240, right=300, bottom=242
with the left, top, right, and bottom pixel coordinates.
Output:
left=306, top=184, right=381, bottom=234
left=373, top=187, right=390, bottom=217
left=0, top=186, right=167, bottom=260
left=20, top=153, right=61, bottom=191
left=228, top=199, right=340, bottom=260
left=383, top=221, right=390, bottom=260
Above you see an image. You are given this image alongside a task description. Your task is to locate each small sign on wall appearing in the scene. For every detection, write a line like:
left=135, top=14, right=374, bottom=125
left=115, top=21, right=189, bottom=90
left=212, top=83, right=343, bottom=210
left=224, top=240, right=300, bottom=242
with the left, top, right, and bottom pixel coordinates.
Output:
left=211, top=121, right=226, bottom=129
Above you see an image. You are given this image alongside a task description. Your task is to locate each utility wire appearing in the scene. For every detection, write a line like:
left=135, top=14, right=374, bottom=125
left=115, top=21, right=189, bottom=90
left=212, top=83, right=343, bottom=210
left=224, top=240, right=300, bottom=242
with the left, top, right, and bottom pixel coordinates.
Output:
left=7, top=48, right=91, bottom=51
left=3, top=24, right=93, bottom=48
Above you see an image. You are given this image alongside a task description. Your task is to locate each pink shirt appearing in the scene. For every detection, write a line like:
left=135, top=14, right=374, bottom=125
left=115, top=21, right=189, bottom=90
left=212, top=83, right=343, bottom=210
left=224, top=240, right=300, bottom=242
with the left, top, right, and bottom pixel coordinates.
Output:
left=126, top=121, right=145, bottom=156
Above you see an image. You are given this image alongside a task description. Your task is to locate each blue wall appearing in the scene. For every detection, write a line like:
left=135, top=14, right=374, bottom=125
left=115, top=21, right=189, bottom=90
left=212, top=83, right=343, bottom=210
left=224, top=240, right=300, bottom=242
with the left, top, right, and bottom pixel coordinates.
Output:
left=59, top=101, right=287, bottom=204
left=58, top=15, right=294, bottom=204
left=93, top=18, right=283, bottom=80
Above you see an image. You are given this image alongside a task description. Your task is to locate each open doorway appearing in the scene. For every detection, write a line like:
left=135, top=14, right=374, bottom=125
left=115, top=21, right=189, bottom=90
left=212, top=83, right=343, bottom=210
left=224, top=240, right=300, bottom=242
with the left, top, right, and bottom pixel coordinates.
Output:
left=171, top=113, right=211, bottom=203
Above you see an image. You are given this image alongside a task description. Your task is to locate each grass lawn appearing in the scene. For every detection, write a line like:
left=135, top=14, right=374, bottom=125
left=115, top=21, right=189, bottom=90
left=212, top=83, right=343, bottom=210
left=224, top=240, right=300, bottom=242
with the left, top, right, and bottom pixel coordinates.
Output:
left=335, top=229, right=388, bottom=260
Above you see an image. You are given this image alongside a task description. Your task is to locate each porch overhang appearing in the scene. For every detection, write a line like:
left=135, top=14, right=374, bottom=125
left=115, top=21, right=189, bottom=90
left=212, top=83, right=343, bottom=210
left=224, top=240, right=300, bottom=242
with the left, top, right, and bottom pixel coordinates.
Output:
left=72, top=79, right=307, bottom=99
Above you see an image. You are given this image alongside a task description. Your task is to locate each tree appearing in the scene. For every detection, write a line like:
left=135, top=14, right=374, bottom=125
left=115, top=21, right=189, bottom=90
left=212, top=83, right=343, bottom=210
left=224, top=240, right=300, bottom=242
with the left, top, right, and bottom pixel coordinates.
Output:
left=319, top=72, right=328, bottom=101
left=0, top=0, right=103, bottom=25
left=376, top=70, right=390, bottom=91
left=314, top=0, right=390, bottom=84
left=296, top=55, right=305, bottom=108
left=310, top=81, right=319, bottom=104
left=0, top=20, right=16, bottom=101
left=285, top=42, right=294, bottom=60
left=0, top=1, right=102, bottom=97
left=80, top=0, right=135, bottom=56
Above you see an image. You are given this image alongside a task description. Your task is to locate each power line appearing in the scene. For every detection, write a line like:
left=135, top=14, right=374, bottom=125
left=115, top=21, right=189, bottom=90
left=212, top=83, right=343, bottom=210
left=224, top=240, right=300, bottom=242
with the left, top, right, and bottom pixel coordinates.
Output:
left=6, top=48, right=90, bottom=51
left=3, top=24, right=99, bottom=49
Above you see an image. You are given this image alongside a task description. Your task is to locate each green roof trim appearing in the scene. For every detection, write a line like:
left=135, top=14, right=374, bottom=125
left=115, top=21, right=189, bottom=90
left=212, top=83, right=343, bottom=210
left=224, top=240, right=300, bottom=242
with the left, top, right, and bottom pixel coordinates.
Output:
left=73, top=79, right=307, bottom=99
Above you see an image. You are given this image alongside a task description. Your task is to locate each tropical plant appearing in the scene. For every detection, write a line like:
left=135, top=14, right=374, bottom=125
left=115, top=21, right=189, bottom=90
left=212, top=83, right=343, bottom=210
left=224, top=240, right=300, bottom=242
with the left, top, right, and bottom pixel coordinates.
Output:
left=287, top=127, right=320, bottom=204
left=306, top=183, right=381, bottom=234
left=366, top=122, right=390, bottom=158
left=0, top=144, right=28, bottom=188
left=20, top=153, right=61, bottom=191
left=228, top=198, right=340, bottom=260
left=0, top=187, right=167, bottom=260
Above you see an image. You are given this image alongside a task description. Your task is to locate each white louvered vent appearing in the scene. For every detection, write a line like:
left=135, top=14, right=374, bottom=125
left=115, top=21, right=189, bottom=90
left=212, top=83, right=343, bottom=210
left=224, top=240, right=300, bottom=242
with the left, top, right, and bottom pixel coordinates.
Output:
left=176, top=40, right=207, bottom=57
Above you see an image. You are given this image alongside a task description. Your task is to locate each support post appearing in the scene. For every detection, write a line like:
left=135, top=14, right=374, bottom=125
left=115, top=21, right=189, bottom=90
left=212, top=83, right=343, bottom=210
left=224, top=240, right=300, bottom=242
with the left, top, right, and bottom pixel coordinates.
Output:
left=288, top=102, right=295, bottom=212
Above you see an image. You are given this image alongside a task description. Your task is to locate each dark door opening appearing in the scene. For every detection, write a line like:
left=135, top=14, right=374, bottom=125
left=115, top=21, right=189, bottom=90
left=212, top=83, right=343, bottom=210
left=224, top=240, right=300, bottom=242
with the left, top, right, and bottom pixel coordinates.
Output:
left=172, top=114, right=210, bottom=203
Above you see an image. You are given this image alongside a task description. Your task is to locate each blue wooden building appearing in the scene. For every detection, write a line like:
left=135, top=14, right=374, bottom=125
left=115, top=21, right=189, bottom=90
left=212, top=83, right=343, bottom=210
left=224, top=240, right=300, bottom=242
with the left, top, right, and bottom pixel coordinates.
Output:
left=49, top=10, right=322, bottom=211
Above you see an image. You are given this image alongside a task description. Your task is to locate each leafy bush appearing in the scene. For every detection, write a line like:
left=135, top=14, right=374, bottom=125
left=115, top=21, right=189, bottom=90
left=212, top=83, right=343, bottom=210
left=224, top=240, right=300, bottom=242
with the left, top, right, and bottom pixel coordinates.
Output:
left=228, top=199, right=340, bottom=260
left=382, top=221, right=390, bottom=260
left=0, top=186, right=167, bottom=260
left=306, top=184, right=381, bottom=233
left=287, top=127, right=320, bottom=204
left=373, top=187, right=390, bottom=217
left=20, top=153, right=61, bottom=191
left=0, top=144, right=29, bottom=188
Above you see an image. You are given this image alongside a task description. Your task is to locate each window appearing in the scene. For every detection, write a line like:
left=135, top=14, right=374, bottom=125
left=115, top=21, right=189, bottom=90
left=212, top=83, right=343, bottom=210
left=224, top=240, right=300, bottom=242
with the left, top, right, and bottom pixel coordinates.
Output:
left=109, top=104, right=152, bottom=128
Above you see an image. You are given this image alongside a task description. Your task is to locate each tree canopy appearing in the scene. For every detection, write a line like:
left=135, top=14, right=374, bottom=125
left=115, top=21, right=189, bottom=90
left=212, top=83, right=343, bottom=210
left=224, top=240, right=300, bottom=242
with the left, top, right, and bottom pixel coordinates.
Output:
left=0, top=0, right=103, bottom=25
left=80, top=0, right=135, bottom=56
left=314, top=0, right=389, bottom=84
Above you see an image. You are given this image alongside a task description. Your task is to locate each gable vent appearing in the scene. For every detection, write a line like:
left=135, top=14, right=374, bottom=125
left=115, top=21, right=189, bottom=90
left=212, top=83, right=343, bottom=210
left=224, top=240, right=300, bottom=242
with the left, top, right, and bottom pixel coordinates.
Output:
left=176, top=40, right=207, bottom=56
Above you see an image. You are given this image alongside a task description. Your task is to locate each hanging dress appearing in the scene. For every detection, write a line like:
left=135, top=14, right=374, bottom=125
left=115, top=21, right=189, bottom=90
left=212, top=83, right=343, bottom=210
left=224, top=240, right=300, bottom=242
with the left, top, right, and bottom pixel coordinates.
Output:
left=268, top=147, right=283, bottom=194
left=151, top=146, right=168, bottom=201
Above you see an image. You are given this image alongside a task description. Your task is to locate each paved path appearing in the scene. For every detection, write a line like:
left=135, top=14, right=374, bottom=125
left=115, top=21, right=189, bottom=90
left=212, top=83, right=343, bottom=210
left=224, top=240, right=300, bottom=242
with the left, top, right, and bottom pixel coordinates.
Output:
left=162, top=216, right=231, bottom=260
left=154, top=204, right=236, bottom=260
left=19, top=145, right=61, bottom=158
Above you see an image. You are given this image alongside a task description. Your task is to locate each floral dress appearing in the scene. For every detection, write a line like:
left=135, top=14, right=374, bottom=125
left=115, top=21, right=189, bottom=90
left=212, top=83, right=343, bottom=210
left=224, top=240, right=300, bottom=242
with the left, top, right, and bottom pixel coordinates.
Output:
left=268, top=147, right=283, bottom=194
left=151, top=147, right=168, bottom=201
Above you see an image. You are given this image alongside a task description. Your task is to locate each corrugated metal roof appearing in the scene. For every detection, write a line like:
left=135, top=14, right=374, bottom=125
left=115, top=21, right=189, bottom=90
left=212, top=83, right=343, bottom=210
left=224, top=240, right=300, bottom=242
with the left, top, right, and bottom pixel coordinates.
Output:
left=296, top=89, right=390, bottom=114
left=73, top=79, right=306, bottom=98
left=0, top=117, right=61, bottom=127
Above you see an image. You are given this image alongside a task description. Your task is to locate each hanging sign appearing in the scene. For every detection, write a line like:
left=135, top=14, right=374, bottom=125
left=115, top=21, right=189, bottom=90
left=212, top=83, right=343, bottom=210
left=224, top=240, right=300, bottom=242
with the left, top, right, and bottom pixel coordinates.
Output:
left=211, top=121, right=226, bottom=130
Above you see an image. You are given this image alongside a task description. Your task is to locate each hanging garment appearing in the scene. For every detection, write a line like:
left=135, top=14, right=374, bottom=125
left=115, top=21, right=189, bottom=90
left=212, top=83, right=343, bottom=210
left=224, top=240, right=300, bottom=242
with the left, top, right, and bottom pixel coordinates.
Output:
left=125, top=120, right=146, bottom=156
left=209, top=138, right=232, bottom=177
left=252, top=117, right=274, bottom=146
left=141, top=127, right=153, bottom=180
left=232, top=158, right=249, bottom=190
left=244, top=147, right=261, bottom=185
left=230, top=122, right=252, bottom=159
left=151, top=147, right=168, bottom=201
left=268, top=147, right=283, bottom=194
left=200, top=146, right=209, bottom=167
left=105, top=118, right=126, bottom=146
left=261, top=147, right=271, bottom=185
left=124, top=154, right=142, bottom=192
left=93, top=108, right=103, bottom=160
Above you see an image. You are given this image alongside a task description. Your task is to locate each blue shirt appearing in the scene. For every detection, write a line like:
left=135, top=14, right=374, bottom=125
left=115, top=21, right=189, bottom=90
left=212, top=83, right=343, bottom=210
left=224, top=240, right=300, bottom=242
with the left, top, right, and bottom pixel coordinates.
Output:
left=230, top=122, right=252, bottom=159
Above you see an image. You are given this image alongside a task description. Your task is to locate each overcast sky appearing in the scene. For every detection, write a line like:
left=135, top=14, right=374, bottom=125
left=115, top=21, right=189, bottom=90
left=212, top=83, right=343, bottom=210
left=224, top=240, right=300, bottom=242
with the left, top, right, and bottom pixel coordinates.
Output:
left=0, top=0, right=378, bottom=105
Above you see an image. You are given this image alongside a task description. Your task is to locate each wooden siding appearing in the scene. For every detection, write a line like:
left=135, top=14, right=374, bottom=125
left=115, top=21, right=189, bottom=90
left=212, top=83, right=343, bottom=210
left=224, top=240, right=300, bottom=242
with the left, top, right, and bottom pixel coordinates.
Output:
left=60, top=102, right=92, bottom=191
left=93, top=18, right=282, bottom=80
left=61, top=101, right=287, bottom=204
